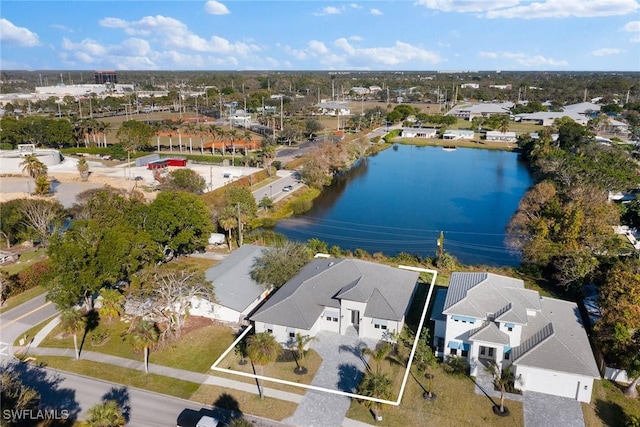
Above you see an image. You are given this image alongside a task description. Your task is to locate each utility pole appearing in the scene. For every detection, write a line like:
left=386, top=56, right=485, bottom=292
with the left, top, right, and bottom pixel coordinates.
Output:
left=236, top=202, right=243, bottom=247
left=280, top=96, right=284, bottom=135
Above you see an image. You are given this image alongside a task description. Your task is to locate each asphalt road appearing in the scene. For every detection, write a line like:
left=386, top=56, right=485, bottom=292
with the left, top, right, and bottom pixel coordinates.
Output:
left=3, top=361, right=229, bottom=426
left=0, top=293, right=58, bottom=358
left=252, top=172, right=304, bottom=204
left=1, top=295, right=288, bottom=427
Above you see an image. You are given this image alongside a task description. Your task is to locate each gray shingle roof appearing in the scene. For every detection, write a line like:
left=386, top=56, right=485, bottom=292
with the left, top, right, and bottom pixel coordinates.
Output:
left=443, top=272, right=539, bottom=323
left=469, top=321, right=511, bottom=345
left=512, top=298, right=600, bottom=378
left=204, top=245, right=267, bottom=312
left=251, top=259, right=419, bottom=329
left=446, top=272, right=600, bottom=379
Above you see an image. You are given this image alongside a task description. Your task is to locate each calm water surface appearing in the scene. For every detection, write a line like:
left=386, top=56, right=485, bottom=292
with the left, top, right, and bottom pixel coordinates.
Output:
left=275, top=145, right=533, bottom=266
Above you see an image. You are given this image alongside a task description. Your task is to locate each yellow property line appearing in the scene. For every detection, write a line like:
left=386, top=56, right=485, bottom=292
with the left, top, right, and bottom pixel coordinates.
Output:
left=0, top=301, right=53, bottom=330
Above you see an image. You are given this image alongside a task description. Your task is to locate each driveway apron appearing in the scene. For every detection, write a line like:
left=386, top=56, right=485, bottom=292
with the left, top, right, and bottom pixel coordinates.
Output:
left=284, top=331, right=377, bottom=427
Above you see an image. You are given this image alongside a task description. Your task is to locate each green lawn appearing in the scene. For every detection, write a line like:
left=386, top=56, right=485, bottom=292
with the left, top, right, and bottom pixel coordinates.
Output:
left=346, top=364, right=524, bottom=427
left=39, top=320, right=236, bottom=373
left=215, top=346, right=323, bottom=395
left=32, top=356, right=200, bottom=400
left=0, top=248, right=47, bottom=276
left=583, top=379, right=640, bottom=427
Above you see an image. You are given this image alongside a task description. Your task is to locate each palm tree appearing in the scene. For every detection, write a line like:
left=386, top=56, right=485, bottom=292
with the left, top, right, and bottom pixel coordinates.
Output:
left=60, top=308, right=85, bottom=360
left=218, top=206, right=237, bottom=250
left=357, top=371, right=394, bottom=422
left=20, top=154, right=46, bottom=179
left=485, top=361, right=520, bottom=414
left=185, top=122, right=196, bottom=155
left=128, top=320, right=159, bottom=373
left=498, top=115, right=510, bottom=134
left=77, top=158, right=89, bottom=181
left=174, top=118, right=185, bottom=152
left=98, top=288, right=123, bottom=324
left=85, top=399, right=125, bottom=427
left=34, top=175, right=50, bottom=195
left=363, top=342, right=392, bottom=374
left=165, top=121, right=178, bottom=152
left=100, top=121, right=111, bottom=148
left=292, top=333, right=316, bottom=372
left=246, top=332, right=282, bottom=399
left=228, top=128, right=238, bottom=165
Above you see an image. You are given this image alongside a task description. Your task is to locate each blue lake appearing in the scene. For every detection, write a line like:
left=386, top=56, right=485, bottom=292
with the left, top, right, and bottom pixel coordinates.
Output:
left=275, top=144, right=533, bottom=266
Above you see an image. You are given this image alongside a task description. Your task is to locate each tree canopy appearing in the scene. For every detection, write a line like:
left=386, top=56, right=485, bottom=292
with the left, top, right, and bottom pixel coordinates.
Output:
left=251, top=242, right=312, bottom=289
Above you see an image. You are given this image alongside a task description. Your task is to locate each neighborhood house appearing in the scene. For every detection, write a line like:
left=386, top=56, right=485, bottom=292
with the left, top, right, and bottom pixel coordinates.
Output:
left=251, top=258, right=419, bottom=345
left=432, top=272, right=600, bottom=403
left=190, top=245, right=270, bottom=324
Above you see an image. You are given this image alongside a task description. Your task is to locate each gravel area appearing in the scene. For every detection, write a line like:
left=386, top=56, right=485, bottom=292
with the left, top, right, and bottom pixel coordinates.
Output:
left=523, top=391, right=585, bottom=427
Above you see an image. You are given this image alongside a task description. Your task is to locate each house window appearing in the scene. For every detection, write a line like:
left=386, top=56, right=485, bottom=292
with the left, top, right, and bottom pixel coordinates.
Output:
left=504, top=352, right=510, bottom=360
left=461, top=349, right=469, bottom=357
left=480, top=347, right=486, bottom=356
left=488, top=347, right=494, bottom=357
left=450, top=348, right=457, bottom=356
left=508, top=327, right=513, bottom=332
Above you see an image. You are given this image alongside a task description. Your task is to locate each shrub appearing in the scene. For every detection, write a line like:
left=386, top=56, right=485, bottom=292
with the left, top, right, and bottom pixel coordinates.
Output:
left=442, top=355, right=469, bottom=375
left=15, top=261, right=51, bottom=294
left=272, top=160, right=282, bottom=170
left=289, top=198, right=312, bottom=215
left=229, top=418, right=253, bottom=427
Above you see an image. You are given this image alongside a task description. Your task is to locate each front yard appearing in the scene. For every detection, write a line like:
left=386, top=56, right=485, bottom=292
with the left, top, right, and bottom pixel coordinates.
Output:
left=347, top=363, right=524, bottom=427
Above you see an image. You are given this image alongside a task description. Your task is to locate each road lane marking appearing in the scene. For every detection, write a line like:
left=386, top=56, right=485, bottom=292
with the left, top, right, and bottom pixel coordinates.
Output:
left=0, top=301, right=53, bottom=330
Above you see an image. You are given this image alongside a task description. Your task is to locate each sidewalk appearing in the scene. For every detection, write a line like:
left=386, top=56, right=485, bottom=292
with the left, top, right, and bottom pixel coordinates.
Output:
left=20, top=346, right=304, bottom=404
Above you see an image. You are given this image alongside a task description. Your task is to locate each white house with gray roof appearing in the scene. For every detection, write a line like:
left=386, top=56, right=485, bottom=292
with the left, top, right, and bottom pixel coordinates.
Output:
left=190, top=245, right=270, bottom=324
left=250, top=258, right=419, bottom=344
left=434, top=272, right=600, bottom=402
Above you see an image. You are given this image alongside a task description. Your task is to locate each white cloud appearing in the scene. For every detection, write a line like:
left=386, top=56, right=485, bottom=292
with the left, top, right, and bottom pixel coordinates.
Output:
left=350, top=3, right=363, bottom=9
left=623, top=20, right=640, bottom=41
left=50, top=24, right=74, bottom=33
left=623, top=20, right=640, bottom=31
left=205, top=0, right=231, bottom=15
left=415, top=0, right=519, bottom=13
left=480, top=50, right=568, bottom=67
left=98, top=15, right=257, bottom=55
left=305, top=39, right=441, bottom=68
left=308, top=40, right=329, bottom=55
left=0, top=18, right=40, bottom=47
left=349, top=35, right=364, bottom=41
left=370, top=8, right=384, bottom=15
left=314, top=6, right=344, bottom=16
left=591, top=48, right=622, bottom=56
left=486, top=0, right=640, bottom=19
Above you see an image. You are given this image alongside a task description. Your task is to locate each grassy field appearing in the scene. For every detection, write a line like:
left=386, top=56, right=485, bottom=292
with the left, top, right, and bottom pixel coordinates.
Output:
left=39, top=321, right=236, bottom=373
left=214, top=346, right=322, bottom=395
left=582, top=380, right=640, bottom=427
left=190, top=384, right=298, bottom=421
left=346, top=363, right=524, bottom=427
left=0, top=248, right=47, bottom=276
left=32, top=356, right=201, bottom=400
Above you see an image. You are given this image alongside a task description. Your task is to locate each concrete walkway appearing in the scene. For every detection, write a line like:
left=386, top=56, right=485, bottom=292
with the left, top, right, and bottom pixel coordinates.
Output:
left=20, top=346, right=304, bottom=404
left=284, top=330, right=377, bottom=427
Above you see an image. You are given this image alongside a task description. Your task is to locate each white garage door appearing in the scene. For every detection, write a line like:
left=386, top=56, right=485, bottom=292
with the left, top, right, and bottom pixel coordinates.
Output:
left=525, top=369, right=579, bottom=399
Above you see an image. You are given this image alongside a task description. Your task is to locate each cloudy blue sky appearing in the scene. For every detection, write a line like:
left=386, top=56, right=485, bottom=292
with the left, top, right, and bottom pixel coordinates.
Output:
left=1, top=0, right=639, bottom=71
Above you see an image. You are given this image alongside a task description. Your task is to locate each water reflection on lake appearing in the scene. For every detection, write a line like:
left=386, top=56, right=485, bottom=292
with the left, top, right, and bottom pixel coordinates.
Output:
left=275, top=145, right=533, bottom=266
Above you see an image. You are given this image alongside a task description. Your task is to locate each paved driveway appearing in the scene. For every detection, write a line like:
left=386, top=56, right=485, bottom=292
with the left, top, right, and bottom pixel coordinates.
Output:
left=524, top=391, right=585, bottom=427
left=473, top=366, right=585, bottom=427
left=284, top=330, right=377, bottom=427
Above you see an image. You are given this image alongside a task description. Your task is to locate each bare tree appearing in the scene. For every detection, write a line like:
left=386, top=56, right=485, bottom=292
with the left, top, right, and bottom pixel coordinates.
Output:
left=128, top=268, right=216, bottom=341
left=20, top=199, right=64, bottom=247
